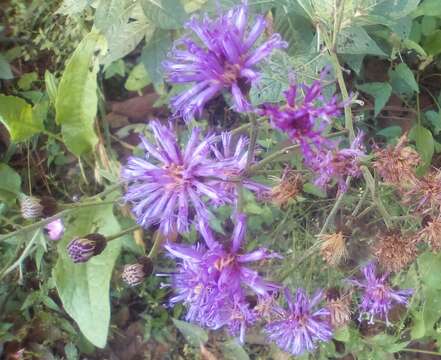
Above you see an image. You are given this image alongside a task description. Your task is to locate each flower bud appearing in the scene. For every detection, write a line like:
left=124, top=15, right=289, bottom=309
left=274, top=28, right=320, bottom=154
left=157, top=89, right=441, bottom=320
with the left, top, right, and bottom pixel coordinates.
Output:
left=67, top=234, right=107, bottom=263
left=121, top=257, right=153, bottom=286
left=20, top=195, right=58, bottom=219
left=44, top=219, right=65, bottom=241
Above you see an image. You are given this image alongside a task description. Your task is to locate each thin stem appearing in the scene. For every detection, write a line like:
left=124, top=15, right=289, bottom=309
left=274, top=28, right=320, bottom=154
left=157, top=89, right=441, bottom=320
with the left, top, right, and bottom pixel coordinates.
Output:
left=401, top=348, right=441, bottom=356
left=245, top=114, right=259, bottom=172
left=148, top=231, right=165, bottom=258
left=107, top=224, right=141, bottom=242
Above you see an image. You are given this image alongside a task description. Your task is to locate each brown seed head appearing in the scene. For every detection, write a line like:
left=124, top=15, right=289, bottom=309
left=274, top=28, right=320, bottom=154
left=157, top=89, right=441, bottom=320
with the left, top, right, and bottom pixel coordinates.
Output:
left=403, top=171, right=441, bottom=214
left=417, top=216, right=441, bottom=252
left=269, top=170, right=302, bottom=207
left=373, top=231, right=417, bottom=272
left=319, top=232, right=348, bottom=267
left=326, top=291, right=352, bottom=329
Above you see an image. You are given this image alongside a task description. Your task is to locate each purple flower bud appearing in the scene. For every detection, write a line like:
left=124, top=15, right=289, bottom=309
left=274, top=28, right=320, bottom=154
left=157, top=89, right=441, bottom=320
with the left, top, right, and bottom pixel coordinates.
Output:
left=67, top=234, right=107, bottom=263
left=121, top=257, right=154, bottom=286
left=44, top=219, right=64, bottom=241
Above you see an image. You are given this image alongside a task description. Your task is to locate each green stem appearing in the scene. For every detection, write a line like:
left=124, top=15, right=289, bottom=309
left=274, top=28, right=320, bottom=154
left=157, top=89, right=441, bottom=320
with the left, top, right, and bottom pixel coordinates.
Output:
left=106, top=224, right=141, bottom=242
left=148, top=231, right=165, bottom=258
left=401, top=348, right=441, bottom=356
left=245, top=114, right=259, bottom=172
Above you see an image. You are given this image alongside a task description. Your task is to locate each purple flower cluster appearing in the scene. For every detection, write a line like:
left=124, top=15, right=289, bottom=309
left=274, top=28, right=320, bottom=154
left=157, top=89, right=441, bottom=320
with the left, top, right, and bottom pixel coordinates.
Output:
left=162, top=215, right=280, bottom=342
left=349, top=263, right=413, bottom=325
left=164, top=2, right=287, bottom=122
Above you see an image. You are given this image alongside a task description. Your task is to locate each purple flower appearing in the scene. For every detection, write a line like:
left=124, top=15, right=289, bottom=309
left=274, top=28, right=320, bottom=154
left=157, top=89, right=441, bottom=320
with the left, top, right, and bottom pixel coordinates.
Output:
left=67, top=234, right=107, bottom=263
left=349, top=263, right=413, bottom=325
left=164, top=2, right=287, bottom=122
left=264, top=288, right=333, bottom=356
left=258, top=71, right=345, bottom=164
left=210, top=132, right=270, bottom=202
left=44, top=219, right=64, bottom=241
left=311, top=132, right=366, bottom=192
left=121, top=121, right=230, bottom=235
left=162, top=214, right=280, bottom=342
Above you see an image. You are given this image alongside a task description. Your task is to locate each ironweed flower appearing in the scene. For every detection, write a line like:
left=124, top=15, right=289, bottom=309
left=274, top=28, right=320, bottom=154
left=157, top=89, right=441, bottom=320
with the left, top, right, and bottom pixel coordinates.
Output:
left=372, top=231, right=417, bottom=273
left=44, top=219, right=64, bottom=241
left=264, top=288, right=333, bottom=356
left=348, top=263, right=413, bottom=325
left=67, top=233, right=107, bottom=263
left=259, top=71, right=345, bottom=164
left=122, top=121, right=230, bottom=235
left=162, top=215, right=280, bottom=342
left=311, top=132, right=365, bottom=192
left=164, top=2, right=287, bottom=122
left=210, top=132, right=270, bottom=202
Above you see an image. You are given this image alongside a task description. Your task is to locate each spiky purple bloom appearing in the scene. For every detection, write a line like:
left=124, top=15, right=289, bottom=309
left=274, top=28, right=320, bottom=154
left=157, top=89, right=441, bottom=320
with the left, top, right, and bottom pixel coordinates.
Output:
left=210, top=132, right=270, bottom=202
left=67, top=234, right=107, bottom=263
left=349, top=263, right=413, bottom=325
left=164, top=2, right=287, bottom=122
left=122, top=121, right=231, bottom=235
left=311, top=132, right=366, bottom=192
left=44, top=219, right=64, bottom=241
left=264, top=288, right=333, bottom=356
left=258, top=71, right=346, bottom=163
left=162, top=214, right=280, bottom=342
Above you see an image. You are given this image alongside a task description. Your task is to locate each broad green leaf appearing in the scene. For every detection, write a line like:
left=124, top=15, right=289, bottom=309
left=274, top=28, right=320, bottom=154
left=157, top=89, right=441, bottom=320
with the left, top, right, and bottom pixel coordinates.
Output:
left=18, top=72, right=38, bottom=91
left=371, top=0, right=419, bottom=19
left=421, top=16, right=438, bottom=36
left=377, top=126, right=402, bottom=139
left=94, top=0, right=131, bottom=32
left=414, top=125, right=434, bottom=164
left=53, top=203, right=122, bottom=348
left=423, top=30, right=441, bottom=56
left=388, top=63, right=419, bottom=96
left=141, top=29, right=173, bottom=86
left=56, top=0, right=91, bottom=15
left=303, top=183, right=326, bottom=198
left=425, top=110, right=441, bottom=135
left=104, top=60, right=126, bottom=79
left=44, top=70, right=58, bottom=105
left=125, top=63, right=151, bottom=91
left=412, top=0, right=441, bottom=18
left=172, top=319, right=208, bottom=347
left=356, top=82, right=392, bottom=117
left=221, top=339, right=249, bottom=360
left=0, top=163, right=21, bottom=203
left=141, top=0, right=187, bottom=29
left=0, top=54, right=13, bottom=80
left=418, top=252, right=441, bottom=290
left=342, top=54, right=364, bottom=74
left=55, top=31, right=107, bottom=156
left=333, top=326, right=350, bottom=342
left=0, top=95, right=44, bottom=142
left=336, top=26, right=386, bottom=56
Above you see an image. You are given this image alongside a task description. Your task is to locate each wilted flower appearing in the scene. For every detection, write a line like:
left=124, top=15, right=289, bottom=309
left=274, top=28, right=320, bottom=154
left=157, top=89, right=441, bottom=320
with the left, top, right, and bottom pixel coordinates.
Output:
left=259, top=70, right=345, bottom=164
left=163, top=214, right=280, bottom=342
left=44, top=219, right=64, bottom=241
left=269, top=169, right=302, bottom=207
left=372, top=231, right=417, bottom=272
left=164, top=2, right=287, bottom=121
left=403, top=171, right=441, bottom=214
left=264, top=288, right=333, bottom=356
left=373, top=135, right=420, bottom=187
left=122, top=121, right=231, bottom=235
left=20, top=195, right=57, bottom=220
left=325, top=288, right=352, bottom=329
left=67, top=233, right=107, bottom=263
left=319, top=232, right=348, bottom=267
left=210, top=132, right=270, bottom=202
left=348, top=263, right=413, bottom=325
left=122, top=257, right=154, bottom=286
left=417, top=216, right=441, bottom=252
left=311, top=132, right=365, bottom=192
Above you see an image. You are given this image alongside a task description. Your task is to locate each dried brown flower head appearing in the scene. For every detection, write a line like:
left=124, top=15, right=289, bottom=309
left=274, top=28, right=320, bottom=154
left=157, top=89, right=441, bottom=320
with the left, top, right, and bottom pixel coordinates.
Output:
left=325, top=289, right=352, bottom=329
left=373, top=135, right=420, bottom=187
left=372, top=231, right=418, bottom=272
left=320, top=232, right=348, bottom=266
left=403, top=171, right=441, bottom=214
left=417, top=216, right=441, bottom=252
left=269, top=169, right=302, bottom=207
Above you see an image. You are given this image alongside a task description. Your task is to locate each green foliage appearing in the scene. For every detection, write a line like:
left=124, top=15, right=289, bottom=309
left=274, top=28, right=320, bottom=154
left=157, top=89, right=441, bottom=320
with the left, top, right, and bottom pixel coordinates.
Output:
left=53, top=202, right=122, bottom=348
left=0, top=95, right=44, bottom=142
left=0, top=54, right=13, bottom=80
left=125, top=63, right=151, bottom=91
left=172, top=319, right=208, bottom=347
left=140, top=0, right=188, bottom=30
left=0, top=163, right=21, bottom=204
left=55, top=31, right=107, bottom=156
left=356, top=82, right=392, bottom=117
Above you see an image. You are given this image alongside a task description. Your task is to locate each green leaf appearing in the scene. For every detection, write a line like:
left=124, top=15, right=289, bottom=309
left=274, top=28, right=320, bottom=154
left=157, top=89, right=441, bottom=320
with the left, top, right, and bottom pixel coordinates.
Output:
left=55, top=31, right=107, bottom=156
left=56, top=0, right=91, bottom=15
left=172, top=319, right=208, bottom=347
left=333, top=326, right=350, bottom=342
left=0, top=95, right=44, bottom=142
left=18, top=72, right=38, bottom=91
left=377, top=126, right=403, bottom=139
left=220, top=339, right=250, bottom=360
left=44, top=70, right=58, bottom=105
left=303, top=183, right=326, bottom=198
left=423, top=30, right=441, bottom=56
left=0, top=163, right=21, bottom=204
left=414, top=125, right=434, bottom=164
left=141, top=29, right=173, bottom=86
left=371, top=0, right=419, bottom=20
left=0, top=54, right=13, bottom=80
left=53, top=203, right=122, bottom=348
left=104, top=60, right=126, bottom=79
left=140, top=0, right=187, bottom=29
left=421, top=16, right=438, bottom=36
left=418, top=252, right=441, bottom=290
left=125, top=63, right=151, bottom=91
left=336, top=26, right=386, bottom=56
left=425, top=110, right=441, bottom=135
left=389, top=63, right=419, bottom=96
left=412, top=0, right=441, bottom=18
left=356, top=82, right=392, bottom=117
